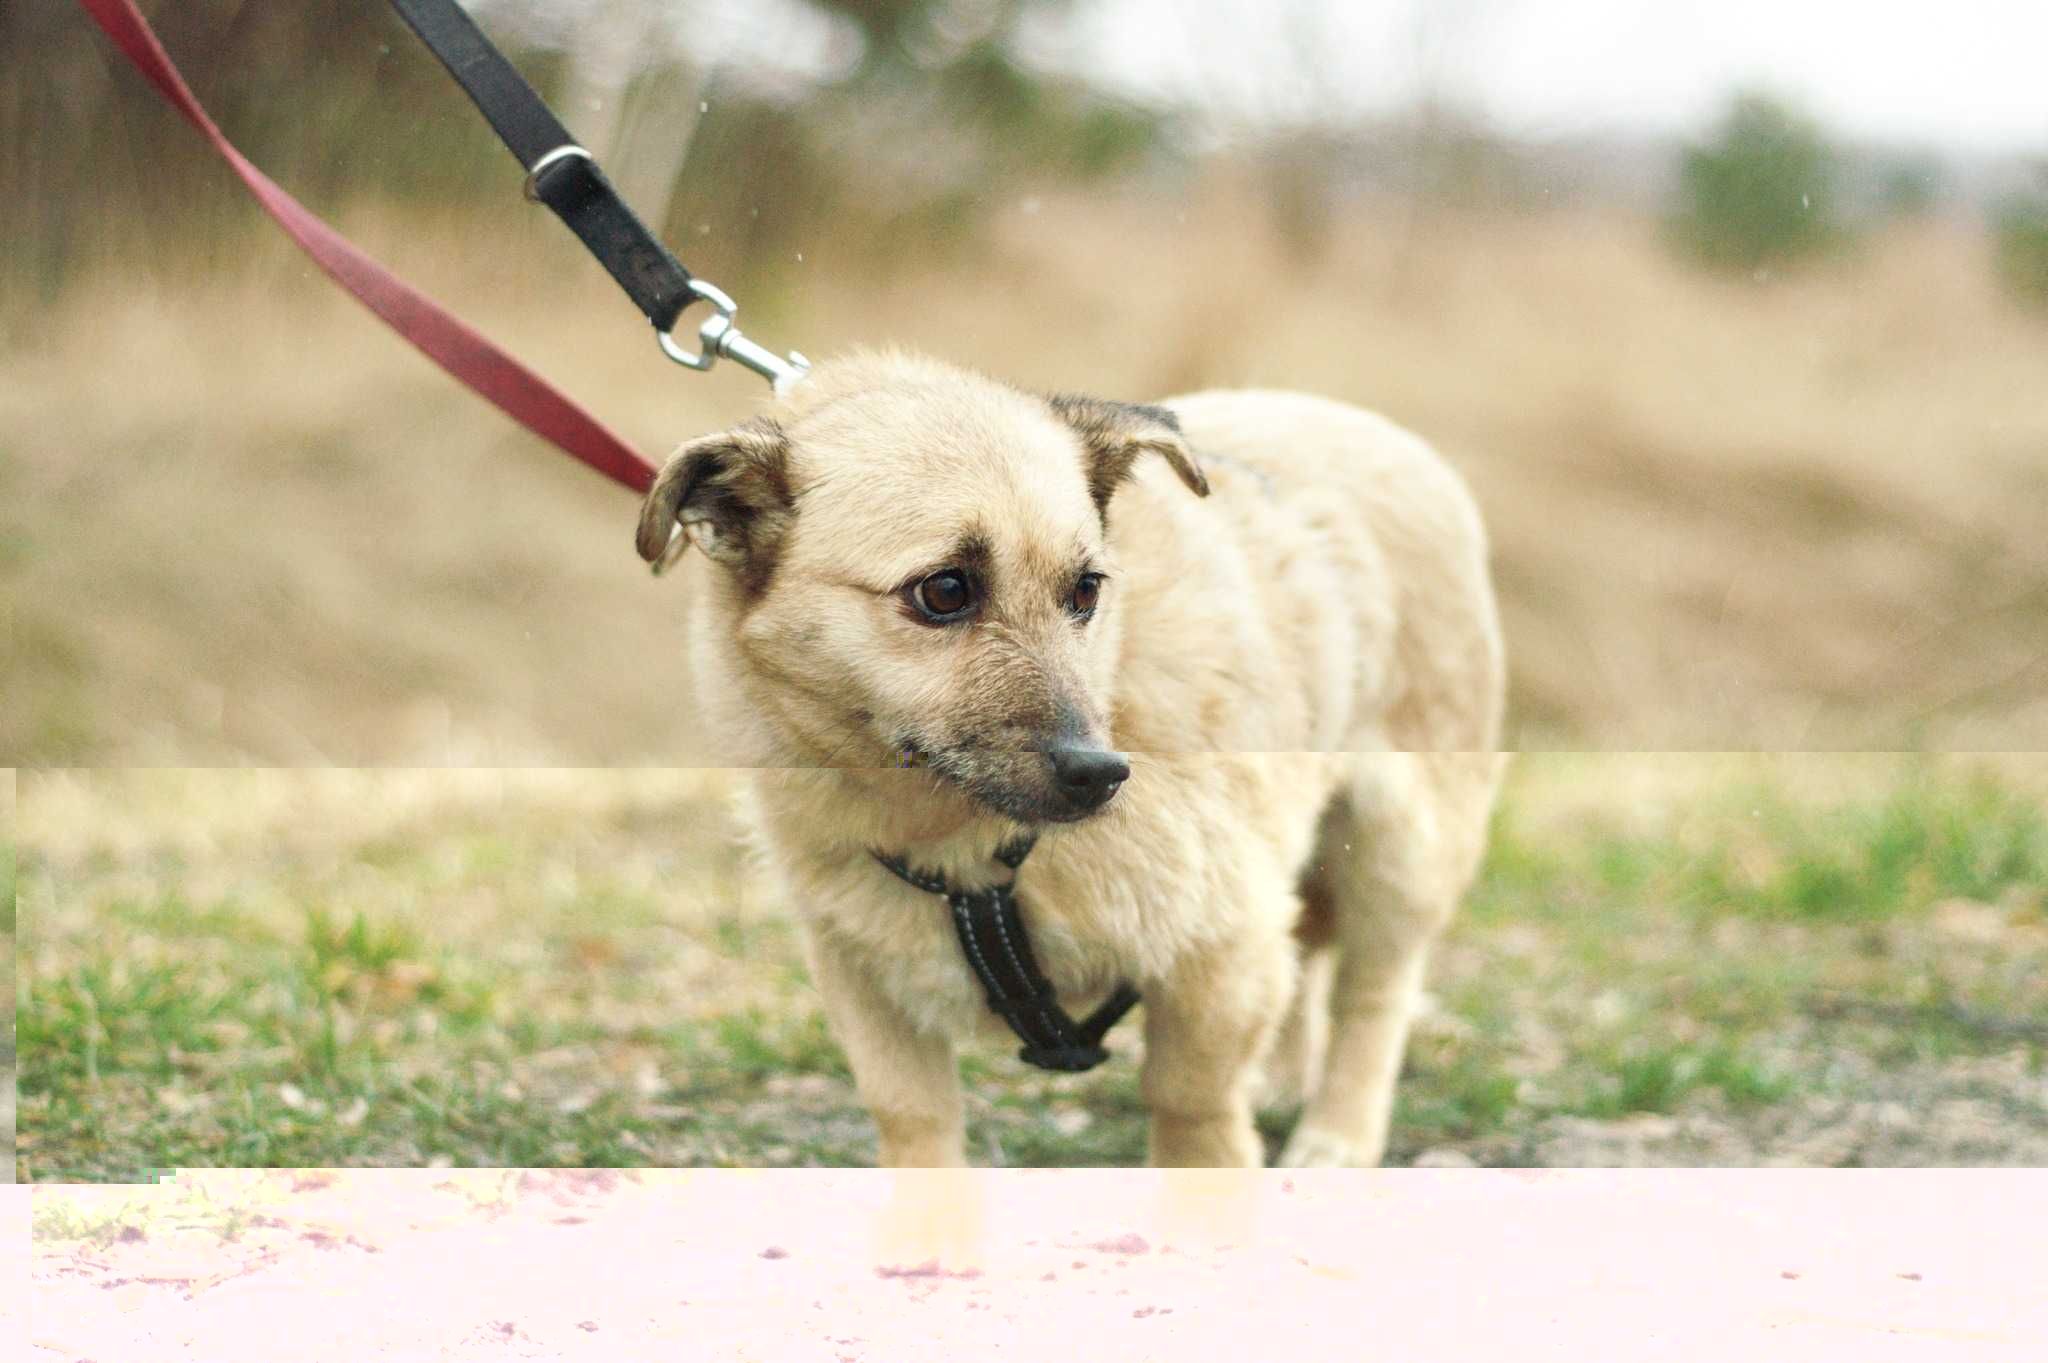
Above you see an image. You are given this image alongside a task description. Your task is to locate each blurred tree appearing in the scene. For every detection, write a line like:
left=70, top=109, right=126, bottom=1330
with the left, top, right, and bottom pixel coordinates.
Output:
left=1668, top=92, right=1844, bottom=272
left=1236, top=0, right=1511, bottom=270
left=812, top=0, right=1168, bottom=192
left=3, top=0, right=529, bottom=295
left=650, top=0, right=1173, bottom=289
left=1873, top=153, right=1945, bottom=219
left=1992, top=175, right=2048, bottom=308
left=5, top=0, right=1173, bottom=297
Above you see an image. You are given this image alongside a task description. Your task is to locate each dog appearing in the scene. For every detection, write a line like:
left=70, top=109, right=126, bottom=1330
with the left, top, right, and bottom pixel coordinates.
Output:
left=639, top=349, right=1506, bottom=1167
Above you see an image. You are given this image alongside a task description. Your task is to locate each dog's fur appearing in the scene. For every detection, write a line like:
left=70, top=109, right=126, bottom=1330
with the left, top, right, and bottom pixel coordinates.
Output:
left=641, top=350, right=1506, bottom=1167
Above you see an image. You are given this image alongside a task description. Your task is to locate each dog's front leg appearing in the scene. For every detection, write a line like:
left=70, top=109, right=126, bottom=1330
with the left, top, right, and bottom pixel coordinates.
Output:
left=806, top=934, right=968, bottom=1167
left=1140, top=936, right=1293, bottom=1168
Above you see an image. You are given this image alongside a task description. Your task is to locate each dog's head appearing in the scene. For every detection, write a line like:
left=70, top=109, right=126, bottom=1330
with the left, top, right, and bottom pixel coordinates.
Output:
left=638, top=352, right=1207, bottom=824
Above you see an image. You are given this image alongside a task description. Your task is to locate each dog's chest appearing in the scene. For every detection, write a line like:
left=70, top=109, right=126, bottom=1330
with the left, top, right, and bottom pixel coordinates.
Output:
left=749, top=755, right=1346, bottom=1039
left=827, top=862, right=1138, bottom=1039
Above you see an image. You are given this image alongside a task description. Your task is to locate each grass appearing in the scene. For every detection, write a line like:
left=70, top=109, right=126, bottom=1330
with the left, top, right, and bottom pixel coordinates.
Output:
left=5, top=766, right=17, bottom=1184
left=1567, top=1041, right=1796, bottom=1121
left=15, top=758, right=2047, bottom=1176
left=1480, top=757, right=2048, bottom=928
left=1674, top=767, right=2048, bottom=922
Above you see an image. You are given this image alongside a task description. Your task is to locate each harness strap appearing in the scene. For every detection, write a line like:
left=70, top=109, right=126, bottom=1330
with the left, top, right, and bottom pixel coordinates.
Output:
left=384, top=0, right=697, bottom=335
left=875, top=837, right=1141, bottom=1074
left=75, top=0, right=658, bottom=494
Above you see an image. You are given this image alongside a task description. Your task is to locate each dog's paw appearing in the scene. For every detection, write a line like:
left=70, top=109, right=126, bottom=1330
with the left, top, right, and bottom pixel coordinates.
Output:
left=874, top=1170, right=988, bottom=1274
left=1276, top=1126, right=1362, bottom=1168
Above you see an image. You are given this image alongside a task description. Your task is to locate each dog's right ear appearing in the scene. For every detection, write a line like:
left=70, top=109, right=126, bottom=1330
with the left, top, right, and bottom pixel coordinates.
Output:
left=635, top=421, right=794, bottom=579
left=1047, top=394, right=1209, bottom=512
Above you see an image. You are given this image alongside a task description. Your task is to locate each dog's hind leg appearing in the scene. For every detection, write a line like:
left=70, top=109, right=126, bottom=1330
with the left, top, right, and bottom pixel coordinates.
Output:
left=1256, top=941, right=1334, bottom=1110
left=1256, top=788, right=1354, bottom=1110
left=1278, top=751, right=1501, bottom=1168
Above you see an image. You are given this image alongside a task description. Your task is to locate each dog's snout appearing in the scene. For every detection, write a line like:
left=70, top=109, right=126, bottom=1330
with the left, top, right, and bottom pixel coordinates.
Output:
left=1046, top=745, right=1130, bottom=813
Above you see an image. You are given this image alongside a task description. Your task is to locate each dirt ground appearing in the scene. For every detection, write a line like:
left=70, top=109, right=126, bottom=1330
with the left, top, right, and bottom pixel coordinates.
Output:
left=26, top=1170, right=2048, bottom=1362
left=2, top=1189, right=23, bottom=1345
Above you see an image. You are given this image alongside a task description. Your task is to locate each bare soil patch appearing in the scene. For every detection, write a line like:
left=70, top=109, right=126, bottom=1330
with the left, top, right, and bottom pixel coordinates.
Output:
left=29, top=1170, right=2048, bottom=1361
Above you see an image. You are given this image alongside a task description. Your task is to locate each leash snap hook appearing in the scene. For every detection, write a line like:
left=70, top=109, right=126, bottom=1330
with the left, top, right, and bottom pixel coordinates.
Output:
left=659, top=279, right=811, bottom=396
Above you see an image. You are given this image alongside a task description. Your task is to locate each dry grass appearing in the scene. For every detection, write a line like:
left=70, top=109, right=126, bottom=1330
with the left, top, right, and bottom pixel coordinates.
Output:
left=6, top=191, right=2047, bottom=761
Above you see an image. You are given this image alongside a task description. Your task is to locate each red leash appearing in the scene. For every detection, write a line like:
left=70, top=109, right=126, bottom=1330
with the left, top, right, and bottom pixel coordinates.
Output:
left=77, top=0, right=658, bottom=495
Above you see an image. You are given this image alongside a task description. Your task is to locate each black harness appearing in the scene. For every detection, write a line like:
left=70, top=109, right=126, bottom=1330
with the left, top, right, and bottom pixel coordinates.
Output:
left=873, top=836, right=1141, bottom=1073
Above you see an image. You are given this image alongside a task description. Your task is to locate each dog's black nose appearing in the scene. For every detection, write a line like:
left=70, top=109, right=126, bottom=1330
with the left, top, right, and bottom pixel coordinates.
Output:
left=1046, top=745, right=1130, bottom=812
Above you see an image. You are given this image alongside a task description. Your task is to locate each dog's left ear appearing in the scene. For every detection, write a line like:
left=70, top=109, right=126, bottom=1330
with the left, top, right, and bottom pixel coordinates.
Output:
left=635, top=420, right=794, bottom=575
left=1048, top=395, right=1209, bottom=510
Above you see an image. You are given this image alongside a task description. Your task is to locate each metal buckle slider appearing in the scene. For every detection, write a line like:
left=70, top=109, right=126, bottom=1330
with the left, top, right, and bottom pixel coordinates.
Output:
left=522, top=144, right=592, bottom=202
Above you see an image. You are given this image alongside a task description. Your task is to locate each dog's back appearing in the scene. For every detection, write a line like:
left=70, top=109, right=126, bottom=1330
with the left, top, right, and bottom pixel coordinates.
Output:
left=1107, top=389, right=1505, bottom=759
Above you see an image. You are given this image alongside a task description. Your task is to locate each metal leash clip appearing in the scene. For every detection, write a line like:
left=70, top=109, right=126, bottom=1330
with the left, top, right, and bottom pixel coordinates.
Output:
left=522, top=147, right=807, bottom=397
left=659, top=279, right=811, bottom=396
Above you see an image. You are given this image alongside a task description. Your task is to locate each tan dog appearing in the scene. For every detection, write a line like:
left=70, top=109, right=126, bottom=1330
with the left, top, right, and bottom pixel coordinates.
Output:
left=639, top=350, right=1505, bottom=1168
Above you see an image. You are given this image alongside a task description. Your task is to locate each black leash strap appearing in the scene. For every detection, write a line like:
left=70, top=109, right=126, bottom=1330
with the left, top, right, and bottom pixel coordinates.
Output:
left=386, top=0, right=694, bottom=334
left=876, top=836, right=1141, bottom=1073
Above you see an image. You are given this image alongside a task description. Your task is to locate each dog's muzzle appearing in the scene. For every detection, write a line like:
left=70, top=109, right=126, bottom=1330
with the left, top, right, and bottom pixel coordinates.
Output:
left=1045, top=744, right=1129, bottom=816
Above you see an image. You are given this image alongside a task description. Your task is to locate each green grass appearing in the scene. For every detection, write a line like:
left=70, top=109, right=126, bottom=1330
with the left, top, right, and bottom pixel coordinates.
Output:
left=694, top=1010, right=849, bottom=1082
left=15, top=758, right=2048, bottom=1175
left=1394, top=1051, right=1524, bottom=1141
left=1675, top=766, right=2048, bottom=921
left=1479, top=758, right=2048, bottom=929
left=1568, top=1041, right=1795, bottom=1120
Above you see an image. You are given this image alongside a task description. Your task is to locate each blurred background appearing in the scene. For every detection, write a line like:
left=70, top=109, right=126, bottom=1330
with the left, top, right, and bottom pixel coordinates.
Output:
left=4, top=0, right=2048, bottom=760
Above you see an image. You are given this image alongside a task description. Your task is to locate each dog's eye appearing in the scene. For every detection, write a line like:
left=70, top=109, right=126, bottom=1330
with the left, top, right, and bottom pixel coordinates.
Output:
left=911, top=569, right=976, bottom=622
left=1069, top=572, right=1105, bottom=618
